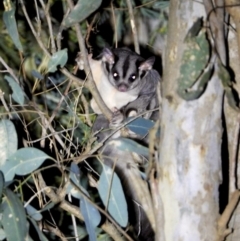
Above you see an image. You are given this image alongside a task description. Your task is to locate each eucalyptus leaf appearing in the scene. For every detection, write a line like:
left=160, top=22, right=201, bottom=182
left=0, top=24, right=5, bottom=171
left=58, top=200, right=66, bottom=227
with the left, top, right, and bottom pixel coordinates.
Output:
left=70, top=162, right=80, bottom=176
left=177, top=23, right=210, bottom=100
left=68, top=164, right=101, bottom=240
left=4, top=75, right=26, bottom=105
left=0, top=161, right=16, bottom=182
left=70, top=162, right=89, bottom=190
left=66, top=182, right=82, bottom=200
left=1, top=188, right=28, bottom=241
left=225, top=88, right=239, bottom=111
left=106, top=137, right=149, bottom=157
left=69, top=163, right=89, bottom=196
left=25, top=204, right=43, bottom=221
left=80, top=197, right=100, bottom=241
left=218, top=62, right=239, bottom=110
left=63, top=0, right=102, bottom=27
left=31, top=70, right=44, bottom=80
left=69, top=163, right=101, bottom=226
left=126, top=117, right=155, bottom=137
left=185, top=18, right=203, bottom=40
left=0, top=119, right=17, bottom=166
left=3, top=1, right=23, bottom=51
left=98, top=163, right=128, bottom=227
left=177, top=66, right=212, bottom=100
left=7, top=147, right=50, bottom=176
left=39, top=202, right=55, bottom=213
left=218, top=65, right=229, bottom=87
left=69, top=163, right=81, bottom=190
left=0, top=229, right=6, bottom=240
left=153, top=1, right=169, bottom=9
left=140, top=7, right=159, bottom=19
left=47, top=49, right=68, bottom=73
left=80, top=197, right=101, bottom=228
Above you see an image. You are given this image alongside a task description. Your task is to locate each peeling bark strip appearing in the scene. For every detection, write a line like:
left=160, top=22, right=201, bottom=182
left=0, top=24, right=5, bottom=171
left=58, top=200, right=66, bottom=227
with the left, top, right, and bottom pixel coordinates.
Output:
left=159, top=0, right=224, bottom=240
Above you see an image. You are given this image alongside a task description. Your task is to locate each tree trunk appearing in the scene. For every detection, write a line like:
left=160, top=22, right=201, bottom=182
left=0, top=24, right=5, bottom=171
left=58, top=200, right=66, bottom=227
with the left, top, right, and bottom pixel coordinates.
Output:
left=157, top=0, right=224, bottom=240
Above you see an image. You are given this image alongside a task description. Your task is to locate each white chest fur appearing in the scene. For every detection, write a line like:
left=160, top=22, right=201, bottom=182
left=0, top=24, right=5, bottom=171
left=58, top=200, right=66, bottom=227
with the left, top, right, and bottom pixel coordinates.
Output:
left=89, top=57, right=138, bottom=114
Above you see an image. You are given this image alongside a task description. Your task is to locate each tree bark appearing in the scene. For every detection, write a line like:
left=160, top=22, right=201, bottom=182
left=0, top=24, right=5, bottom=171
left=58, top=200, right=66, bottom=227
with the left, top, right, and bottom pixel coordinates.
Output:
left=157, top=0, right=224, bottom=240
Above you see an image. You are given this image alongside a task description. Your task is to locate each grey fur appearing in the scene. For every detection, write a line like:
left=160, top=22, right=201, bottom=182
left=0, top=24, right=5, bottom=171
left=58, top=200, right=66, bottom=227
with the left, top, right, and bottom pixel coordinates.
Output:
left=100, top=47, right=160, bottom=118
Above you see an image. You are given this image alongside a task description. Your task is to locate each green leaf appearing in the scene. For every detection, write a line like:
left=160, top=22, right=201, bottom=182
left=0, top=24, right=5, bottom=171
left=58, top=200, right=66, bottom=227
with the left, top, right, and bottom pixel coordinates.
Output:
left=218, top=62, right=231, bottom=88
left=68, top=163, right=101, bottom=228
left=225, top=88, right=239, bottom=111
left=7, top=147, right=50, bottom=176
left=3, top=1, right=23, bottom=52
left=177, top=24, right=210, bottom=100
left=185, top=17, right=203, bottom=39
left=80, top=198, right=98, bottom=241
left=140, top=7, right=159, bottom=19
left=177, top=66, right=212, bottom=100
left=0, top=229, right=6, bottom=240
left=106, top=137, right=149, bottom=157
left=1, top=188, right=28, bottom=241
left=4, top=75, right=26, bottom=105
left=66, top=182, right=82, bottom=200
left=25, top=204, right=43, bottom=221
left=63, top=0, right=102, bottom=27
left=31, top=70, right=44, bottom=80
left=80, top=196, right=101, bottom=228
left=0, top=119, right=17, bottom=166
left=38, top=202, right=55, bottom=213
left=218, top=62, right=239, bottom=110
left=69, top=225, right=88, bottom=240
left=1, top=161, right=16, bottom=182
left=98, top=163, right=128, bottom=227
left=47, top=49, right=68, bottom=73
left=126, top=117, right=155, bottom=137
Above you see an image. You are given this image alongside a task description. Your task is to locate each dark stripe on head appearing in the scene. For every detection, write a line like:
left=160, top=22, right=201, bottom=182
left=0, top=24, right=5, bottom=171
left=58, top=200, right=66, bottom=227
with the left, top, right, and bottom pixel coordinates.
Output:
left=105, top=62, right=110, bottom=73
left=140, top=70, right=146, bottom=79
left=122, top=55, right=130, bottom=78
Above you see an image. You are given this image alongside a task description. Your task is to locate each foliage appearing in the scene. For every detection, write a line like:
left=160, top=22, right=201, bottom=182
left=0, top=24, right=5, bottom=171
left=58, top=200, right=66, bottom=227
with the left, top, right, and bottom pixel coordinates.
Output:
left=0, top=0, right=167, bottom=240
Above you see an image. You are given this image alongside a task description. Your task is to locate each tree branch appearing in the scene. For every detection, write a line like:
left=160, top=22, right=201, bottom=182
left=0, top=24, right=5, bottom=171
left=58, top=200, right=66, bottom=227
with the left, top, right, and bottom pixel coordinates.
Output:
left=217, top=190, right=240, bottom=241
left=37, top=173, right=129, bottom=241
left=66, top=0, right=112, bottom=120
left=126, top=0, right=140, bottom=54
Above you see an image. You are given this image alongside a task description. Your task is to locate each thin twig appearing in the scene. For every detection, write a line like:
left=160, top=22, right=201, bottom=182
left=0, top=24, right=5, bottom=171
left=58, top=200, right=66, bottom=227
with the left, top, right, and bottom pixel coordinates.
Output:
left=69, top=179, right=132, bottom=241
left=85, top=14, right=98, bottom=52
left=80, top=94, right=92, bottom=126
left=37, top=173, right=128, bottom=241
left=126, top=0, right=140, bottom=54
left=0, top=57, right=20, bottom=84
left=21, top=0, right=112, bottom=121
left=56, top=8, right=70, bottom=50
left=68, top=194, right=79, bottom=241
left=19, top=0, right=50, bottom=57
left=217, top=190, right=240, bottom=241
left=0, top=89, right=12, bottom=118
left=111, top=1, right=118, bottom=48
left=44, top=222, right=68, bottom=241
left=38, top=0, right=57, bottom=53
left=72, top=107, right=159, bottom=164
left=66, top=0, right=112, bottom=120
left=203, top=0, right=226, bottom=65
